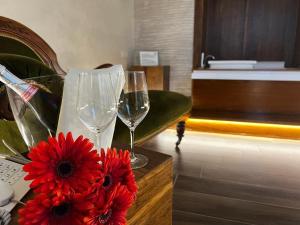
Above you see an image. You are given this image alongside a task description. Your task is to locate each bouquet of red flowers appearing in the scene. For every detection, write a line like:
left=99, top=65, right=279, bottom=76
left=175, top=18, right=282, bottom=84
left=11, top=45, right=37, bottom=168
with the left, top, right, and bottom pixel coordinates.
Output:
left=18, top=132, right=137, bottom=225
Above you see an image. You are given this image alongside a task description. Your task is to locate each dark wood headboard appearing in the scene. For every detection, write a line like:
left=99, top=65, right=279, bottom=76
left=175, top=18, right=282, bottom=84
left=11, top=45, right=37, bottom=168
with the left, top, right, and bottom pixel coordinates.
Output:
left=0, top=16, right=65, bottom=74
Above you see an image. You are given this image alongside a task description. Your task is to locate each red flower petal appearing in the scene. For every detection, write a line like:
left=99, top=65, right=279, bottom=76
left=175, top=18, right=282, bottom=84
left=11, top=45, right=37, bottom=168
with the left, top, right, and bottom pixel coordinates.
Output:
left=18, top=193, right=91, bottom=225
left=98, top=148, right=138, bottom=195
left=24, top=132, right=101, bottom=195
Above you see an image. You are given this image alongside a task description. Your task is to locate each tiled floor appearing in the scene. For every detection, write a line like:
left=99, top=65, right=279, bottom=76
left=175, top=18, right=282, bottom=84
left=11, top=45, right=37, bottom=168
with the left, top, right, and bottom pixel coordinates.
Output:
left=141, top=129, right=300, bottom=225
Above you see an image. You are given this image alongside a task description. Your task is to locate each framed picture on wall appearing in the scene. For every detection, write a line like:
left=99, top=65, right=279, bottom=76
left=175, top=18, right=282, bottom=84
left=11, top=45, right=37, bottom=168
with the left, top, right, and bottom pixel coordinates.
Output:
left=139, top=51, right=159, bottom=66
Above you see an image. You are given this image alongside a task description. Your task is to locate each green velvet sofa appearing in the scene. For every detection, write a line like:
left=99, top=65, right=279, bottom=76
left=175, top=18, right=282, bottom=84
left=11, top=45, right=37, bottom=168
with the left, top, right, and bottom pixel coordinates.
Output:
left=0, top=16, right=191, bottom=154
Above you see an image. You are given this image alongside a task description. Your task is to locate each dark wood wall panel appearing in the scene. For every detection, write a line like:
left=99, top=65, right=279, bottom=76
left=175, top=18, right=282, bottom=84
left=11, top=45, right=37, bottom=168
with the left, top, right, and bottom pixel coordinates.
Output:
left=292, top=2, right=300, bottom=67
left=194, top=0, right=300, bottom=67
left=244, top=0, right=299, bottom=61
left=205, top=0, right=247, bottom=60
left=193, top=0, right=206, bottom=69
left=284, top=0, right=300, bottom=66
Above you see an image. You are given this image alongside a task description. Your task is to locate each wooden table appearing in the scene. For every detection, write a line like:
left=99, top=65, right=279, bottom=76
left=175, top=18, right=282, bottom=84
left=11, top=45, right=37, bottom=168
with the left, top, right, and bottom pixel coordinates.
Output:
left=10, top=148, right=173, bottom=225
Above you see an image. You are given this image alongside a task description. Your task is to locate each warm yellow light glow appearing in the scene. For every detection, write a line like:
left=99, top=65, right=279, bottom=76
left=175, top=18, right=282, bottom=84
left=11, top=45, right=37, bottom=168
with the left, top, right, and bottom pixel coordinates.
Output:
left=186, top=118, right=300, bottom=139
left=187, top=118, right=300, bottom=128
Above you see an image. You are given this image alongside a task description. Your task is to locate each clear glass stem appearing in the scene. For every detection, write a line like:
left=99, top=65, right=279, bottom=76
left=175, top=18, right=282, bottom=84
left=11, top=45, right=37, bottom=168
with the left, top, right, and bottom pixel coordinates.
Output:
left=94, top=132, right=101, bottom=150
left=129, top=128, right=136, bottom=160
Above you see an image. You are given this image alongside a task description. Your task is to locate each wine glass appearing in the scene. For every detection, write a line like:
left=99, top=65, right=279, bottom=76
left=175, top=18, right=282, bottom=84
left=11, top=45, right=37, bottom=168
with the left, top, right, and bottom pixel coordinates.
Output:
left=118, top=71, right=150, bottom=169
left=76, top=71, right=118, bottom=149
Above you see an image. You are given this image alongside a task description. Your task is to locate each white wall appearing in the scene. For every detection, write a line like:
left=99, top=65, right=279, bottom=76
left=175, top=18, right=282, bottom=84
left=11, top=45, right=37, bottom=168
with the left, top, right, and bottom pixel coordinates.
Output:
left=0, top=0, right=134, bottom=70
left=134, top=0, right=195, bottom=96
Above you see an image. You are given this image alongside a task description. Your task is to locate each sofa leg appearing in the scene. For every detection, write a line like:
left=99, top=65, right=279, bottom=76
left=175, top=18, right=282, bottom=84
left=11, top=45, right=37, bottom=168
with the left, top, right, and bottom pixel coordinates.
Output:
left=176, top=121, right=186, bottom=147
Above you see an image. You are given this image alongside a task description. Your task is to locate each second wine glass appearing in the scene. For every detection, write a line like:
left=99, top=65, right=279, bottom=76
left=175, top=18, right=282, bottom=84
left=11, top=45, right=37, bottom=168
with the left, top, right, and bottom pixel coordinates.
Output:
left=118, top=71, right=150, bottom=169
left=76, top=71, right=117, bottom=149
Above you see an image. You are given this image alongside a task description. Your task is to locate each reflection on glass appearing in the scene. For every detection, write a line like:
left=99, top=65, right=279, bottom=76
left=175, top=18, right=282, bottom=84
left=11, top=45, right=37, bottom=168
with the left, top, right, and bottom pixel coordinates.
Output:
left=6, top=75, right=63, bottom=149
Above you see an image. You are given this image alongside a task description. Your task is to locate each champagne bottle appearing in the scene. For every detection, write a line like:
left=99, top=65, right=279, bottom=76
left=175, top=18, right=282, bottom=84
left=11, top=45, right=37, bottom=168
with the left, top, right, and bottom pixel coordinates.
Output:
left=0, top=65, right=61, bottom=133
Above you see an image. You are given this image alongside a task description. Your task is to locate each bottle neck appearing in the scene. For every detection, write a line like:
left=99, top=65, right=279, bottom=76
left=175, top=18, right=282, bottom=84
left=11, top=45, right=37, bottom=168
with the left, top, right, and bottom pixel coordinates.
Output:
left=0, top=65, right=38, bottom=102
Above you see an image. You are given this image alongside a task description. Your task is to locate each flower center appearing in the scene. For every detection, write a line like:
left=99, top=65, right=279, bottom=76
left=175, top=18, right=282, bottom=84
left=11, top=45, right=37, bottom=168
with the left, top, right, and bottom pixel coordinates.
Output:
left=52, top=203, right=70, bottom=217
left=98, top=209, right=112, bottom=224
left=102, top=175, right=112, bottom=188
left=56, top=161, right=74, bottom=178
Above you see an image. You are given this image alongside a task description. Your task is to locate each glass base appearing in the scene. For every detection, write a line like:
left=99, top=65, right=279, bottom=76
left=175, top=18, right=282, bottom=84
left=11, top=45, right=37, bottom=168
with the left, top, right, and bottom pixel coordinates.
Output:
left=131, top=154, right=149, bottom=169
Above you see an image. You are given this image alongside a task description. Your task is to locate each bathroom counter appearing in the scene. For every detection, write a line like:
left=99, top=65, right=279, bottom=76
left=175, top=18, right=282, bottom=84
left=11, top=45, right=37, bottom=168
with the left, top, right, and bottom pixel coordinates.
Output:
left=191, top=69, right=300, bottom=124
left=192, top=69, right=300, bottom=81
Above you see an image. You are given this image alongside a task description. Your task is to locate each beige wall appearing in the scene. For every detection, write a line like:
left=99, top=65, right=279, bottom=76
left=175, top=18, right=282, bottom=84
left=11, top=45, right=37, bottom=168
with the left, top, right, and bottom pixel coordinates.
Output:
left=1, top=0, right=195, bottom=95
left=0, top=0, right=134, bottom=70
left=134, top=0, right=195, bottom=96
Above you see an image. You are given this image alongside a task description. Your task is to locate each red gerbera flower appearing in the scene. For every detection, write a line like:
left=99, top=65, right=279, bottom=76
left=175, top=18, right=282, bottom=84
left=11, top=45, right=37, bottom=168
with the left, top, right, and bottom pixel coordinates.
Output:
left=85, top=185, right=134, bottom=225
left=97, top=148, right=137, bottom=195
left=18, top=193, right=93, bottom=225
left=23, top=132, right=101, bottom=195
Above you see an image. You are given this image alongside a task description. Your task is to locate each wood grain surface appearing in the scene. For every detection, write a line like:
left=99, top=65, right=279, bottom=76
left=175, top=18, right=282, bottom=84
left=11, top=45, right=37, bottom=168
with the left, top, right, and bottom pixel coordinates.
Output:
left=194, top=0, right=300, bottom=67
left=129, top=66, right=170, bottom=91
left=192, top=79, right=300, bottom=124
